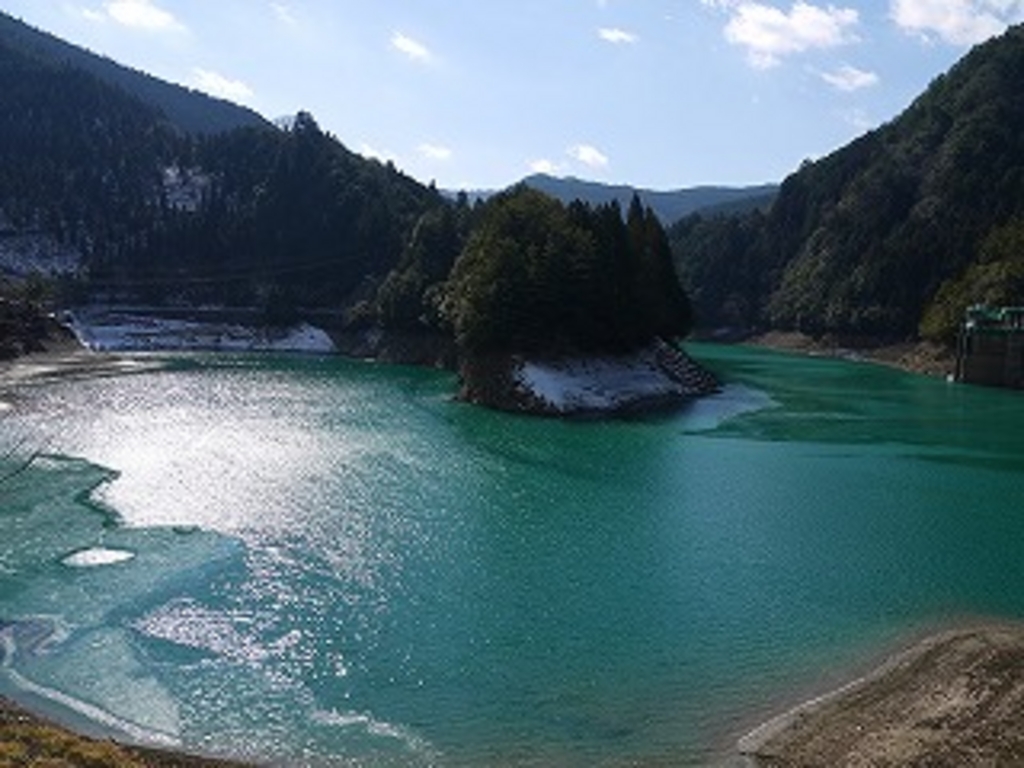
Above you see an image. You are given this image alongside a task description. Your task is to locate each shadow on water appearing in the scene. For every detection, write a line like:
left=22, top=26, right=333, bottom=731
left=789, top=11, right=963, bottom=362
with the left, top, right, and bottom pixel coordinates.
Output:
left=692, top=343, right=1024, bottom=461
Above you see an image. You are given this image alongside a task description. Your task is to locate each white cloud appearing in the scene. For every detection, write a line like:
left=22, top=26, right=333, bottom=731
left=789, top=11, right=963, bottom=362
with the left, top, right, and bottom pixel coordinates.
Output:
left=529, top=158, right=563, bottom=175
left=821, top=63, right=879, bottom=91
left=890, top=0, right=1024, bottom=45
left=391, top=32, right=433, bottom=62
left=568, top=144, right=609, bottom=169
left=193, top=68, right=254, bottom=103
left=271, top=2, right=298, bottom=27
left=599, top=27, right=639, bottom=44
left=418, top=143, right=453, bottom=161
left=715, top=2, right=860, bottom=68
left=103, top=0, right=185, bottom=32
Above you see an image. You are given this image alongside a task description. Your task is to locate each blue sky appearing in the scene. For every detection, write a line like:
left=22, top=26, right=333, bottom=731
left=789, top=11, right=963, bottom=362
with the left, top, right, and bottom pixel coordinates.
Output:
left=4, top=1, right=1024, bottom=190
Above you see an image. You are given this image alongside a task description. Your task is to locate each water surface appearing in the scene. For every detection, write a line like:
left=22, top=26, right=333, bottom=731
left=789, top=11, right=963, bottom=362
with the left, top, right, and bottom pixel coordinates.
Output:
left=2, top=345, right=1024, bottom=765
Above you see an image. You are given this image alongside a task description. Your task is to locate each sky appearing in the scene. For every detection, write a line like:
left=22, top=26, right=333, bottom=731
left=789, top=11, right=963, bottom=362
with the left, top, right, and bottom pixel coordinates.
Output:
left=3, top=1, right=1024, bottom=191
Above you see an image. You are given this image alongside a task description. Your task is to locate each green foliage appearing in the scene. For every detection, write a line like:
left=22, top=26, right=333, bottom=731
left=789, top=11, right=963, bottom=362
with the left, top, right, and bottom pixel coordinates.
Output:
left=671, top=23, right=1024, bottom=341
left=0, top=44, right=176, bottom=257
left=375, top=204, right=468, bottom=330
left=443, top=187, right=692, bottom=354
left=920, top=216, right=1024, bottom=341
left=147, top=112, right=440, bottom=309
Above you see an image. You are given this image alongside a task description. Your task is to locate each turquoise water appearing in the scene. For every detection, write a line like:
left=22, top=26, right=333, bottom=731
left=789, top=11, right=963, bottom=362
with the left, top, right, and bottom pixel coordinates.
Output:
left=2, top=345, right=1024, bottom=765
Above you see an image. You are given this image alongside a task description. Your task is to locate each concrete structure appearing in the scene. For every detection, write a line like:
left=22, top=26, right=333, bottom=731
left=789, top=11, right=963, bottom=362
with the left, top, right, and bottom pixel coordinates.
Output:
left=955, top=305, right=1024, bottom=387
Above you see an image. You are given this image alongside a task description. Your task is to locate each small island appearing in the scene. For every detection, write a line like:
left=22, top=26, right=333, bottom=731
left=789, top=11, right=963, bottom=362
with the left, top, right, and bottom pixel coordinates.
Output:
left=441, top=186, right=719, bottom=414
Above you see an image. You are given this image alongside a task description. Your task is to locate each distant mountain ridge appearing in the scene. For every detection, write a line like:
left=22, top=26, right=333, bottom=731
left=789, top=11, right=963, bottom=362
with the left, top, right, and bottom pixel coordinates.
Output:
left=452, top=174, right=778, bottom=224
left=522, top=174, right=778, bottom=224
left=0, top=10, right=268, bottom=135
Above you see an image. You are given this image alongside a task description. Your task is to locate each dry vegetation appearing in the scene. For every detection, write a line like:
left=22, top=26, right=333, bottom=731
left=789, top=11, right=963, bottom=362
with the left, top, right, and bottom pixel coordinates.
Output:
left=0, top=698, right=251, bottom=768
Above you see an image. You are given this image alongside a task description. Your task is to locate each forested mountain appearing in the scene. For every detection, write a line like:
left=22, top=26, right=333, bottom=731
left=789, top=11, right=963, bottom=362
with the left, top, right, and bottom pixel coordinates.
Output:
left=90, top=112, right=446, bottom=313
left=0, top=11, right=267, bottom=135
left=457, top=174, right=776, bottom=225
left=0, top=25, right=445, bottom=320
left=0, top=36, right=178, bottom=253
left=670, top=23, right=1024, bottom=342
left=0, top=20, right=693, bottom=362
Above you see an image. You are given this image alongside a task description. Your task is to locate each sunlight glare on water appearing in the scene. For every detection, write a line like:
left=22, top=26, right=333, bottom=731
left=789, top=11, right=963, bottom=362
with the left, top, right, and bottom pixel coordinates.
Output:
left=3, top=347, right=1024, bottom=765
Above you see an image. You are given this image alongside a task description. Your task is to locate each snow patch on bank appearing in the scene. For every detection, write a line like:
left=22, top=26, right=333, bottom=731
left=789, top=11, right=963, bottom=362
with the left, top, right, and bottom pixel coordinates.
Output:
left=66, top=309, right=336, bottom=354
left=512, top=343, right=717, bottom=414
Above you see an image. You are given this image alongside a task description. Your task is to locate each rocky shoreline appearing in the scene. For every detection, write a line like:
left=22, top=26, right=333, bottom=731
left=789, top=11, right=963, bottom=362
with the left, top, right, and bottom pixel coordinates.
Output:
left=0, top=300, right=75, bottom=360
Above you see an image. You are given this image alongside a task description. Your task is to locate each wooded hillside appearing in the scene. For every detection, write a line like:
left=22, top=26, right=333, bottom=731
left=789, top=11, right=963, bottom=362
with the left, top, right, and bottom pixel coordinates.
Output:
left=670, top=24, right=1024, bottom=343
left=0, top=16, right=695, bottom=361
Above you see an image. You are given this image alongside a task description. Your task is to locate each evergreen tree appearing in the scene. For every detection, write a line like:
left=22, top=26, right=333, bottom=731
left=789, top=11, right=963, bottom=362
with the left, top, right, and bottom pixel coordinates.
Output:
left=444, top=187, right=693, bottom=355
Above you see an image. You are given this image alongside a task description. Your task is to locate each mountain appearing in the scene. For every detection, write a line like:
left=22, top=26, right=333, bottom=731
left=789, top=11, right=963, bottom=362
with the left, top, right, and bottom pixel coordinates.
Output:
left=452, top=175, right=777, bottom=225
left=0, top=11, right=267, bottom=135
left=0, top=14, right=703, bottom=375
left=0, top=21, right=444, bottom=320
left=670, top=23, right=1024, bottom=343
left=522, top=174, right=777, bottom=224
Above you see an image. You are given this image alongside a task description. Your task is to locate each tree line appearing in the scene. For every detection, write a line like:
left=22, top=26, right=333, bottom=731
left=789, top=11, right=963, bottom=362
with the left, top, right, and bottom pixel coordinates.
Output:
left=443, top=187, right=691, bottom=354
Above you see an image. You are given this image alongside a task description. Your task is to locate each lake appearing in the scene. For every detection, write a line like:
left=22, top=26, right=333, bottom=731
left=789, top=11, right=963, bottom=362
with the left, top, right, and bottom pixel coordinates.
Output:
left=2, top=344, right=1024, bottom=766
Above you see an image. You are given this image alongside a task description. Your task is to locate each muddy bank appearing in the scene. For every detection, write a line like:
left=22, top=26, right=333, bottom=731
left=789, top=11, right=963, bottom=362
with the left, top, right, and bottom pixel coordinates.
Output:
left=739, top=331, right=956, bottom=378
left=739, top=625, right=1024, bottom=767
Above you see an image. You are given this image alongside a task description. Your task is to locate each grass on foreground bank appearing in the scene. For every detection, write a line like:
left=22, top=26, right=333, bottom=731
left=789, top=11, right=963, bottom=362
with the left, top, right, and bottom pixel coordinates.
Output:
left=0, top=697, right=250, bottom=768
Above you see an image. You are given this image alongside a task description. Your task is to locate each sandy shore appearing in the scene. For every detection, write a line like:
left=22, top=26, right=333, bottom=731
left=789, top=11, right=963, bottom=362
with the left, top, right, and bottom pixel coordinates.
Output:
left=739, top=624, right=1024, bottom=766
